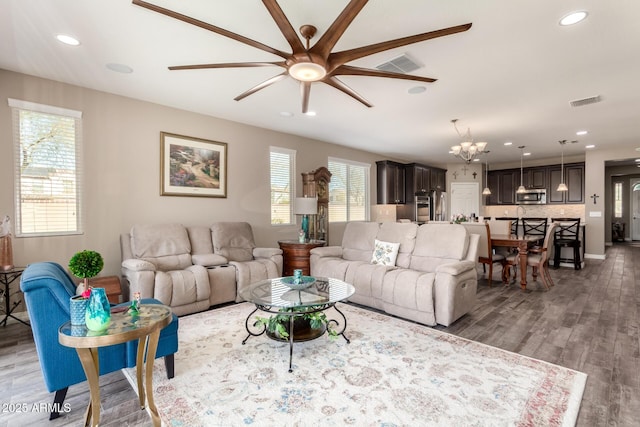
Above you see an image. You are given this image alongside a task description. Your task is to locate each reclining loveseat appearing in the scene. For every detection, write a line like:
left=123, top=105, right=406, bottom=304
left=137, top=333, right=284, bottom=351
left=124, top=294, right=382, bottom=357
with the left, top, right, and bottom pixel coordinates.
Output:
left=121, top=222, right=282, bottom=316
left=310, top=221, right=479, bottom=327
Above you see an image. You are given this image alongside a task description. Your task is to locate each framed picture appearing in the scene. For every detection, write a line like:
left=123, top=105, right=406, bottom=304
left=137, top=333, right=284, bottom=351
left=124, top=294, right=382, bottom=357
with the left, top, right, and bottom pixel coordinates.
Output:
left=160, top=132, right=227, bottom=198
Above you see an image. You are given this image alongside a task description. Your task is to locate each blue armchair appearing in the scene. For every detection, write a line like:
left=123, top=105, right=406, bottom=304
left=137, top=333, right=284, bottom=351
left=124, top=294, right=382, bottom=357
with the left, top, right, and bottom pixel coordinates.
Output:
left=20, top=262, right=179, bottom=420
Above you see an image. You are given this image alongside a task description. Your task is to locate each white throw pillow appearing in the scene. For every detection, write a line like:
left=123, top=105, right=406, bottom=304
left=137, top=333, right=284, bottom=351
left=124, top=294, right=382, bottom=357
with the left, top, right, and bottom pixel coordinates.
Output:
left=371, top=239, right=400, bottom=266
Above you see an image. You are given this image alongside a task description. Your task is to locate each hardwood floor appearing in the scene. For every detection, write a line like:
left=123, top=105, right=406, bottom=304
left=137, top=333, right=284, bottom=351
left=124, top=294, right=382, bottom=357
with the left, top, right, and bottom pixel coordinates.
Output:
left=0, top=243, right=637, bottom=426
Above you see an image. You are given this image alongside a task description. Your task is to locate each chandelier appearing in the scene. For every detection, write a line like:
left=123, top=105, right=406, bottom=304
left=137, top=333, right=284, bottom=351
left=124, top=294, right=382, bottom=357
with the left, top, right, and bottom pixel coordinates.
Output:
left=450, top=119, right=488, bottom=163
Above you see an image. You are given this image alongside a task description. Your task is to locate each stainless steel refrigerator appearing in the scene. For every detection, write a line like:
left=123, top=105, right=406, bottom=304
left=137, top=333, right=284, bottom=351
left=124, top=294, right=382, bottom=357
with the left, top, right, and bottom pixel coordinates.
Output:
left=430, top=190, right=447, bottom=221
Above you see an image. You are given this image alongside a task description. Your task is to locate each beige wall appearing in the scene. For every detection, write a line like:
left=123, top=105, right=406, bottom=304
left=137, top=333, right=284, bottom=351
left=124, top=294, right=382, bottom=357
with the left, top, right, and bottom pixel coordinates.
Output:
left=0, top=70, right=387, bottom=277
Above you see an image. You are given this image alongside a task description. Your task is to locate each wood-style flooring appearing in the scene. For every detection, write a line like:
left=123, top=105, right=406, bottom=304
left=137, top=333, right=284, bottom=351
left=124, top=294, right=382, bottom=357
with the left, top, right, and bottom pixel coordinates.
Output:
left=0, top=243, right=637, bottom=426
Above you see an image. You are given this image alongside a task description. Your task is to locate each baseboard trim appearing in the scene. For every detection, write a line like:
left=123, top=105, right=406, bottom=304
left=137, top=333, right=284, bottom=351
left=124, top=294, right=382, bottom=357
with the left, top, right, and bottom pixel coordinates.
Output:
left=584, top=253, right=606, bottom=260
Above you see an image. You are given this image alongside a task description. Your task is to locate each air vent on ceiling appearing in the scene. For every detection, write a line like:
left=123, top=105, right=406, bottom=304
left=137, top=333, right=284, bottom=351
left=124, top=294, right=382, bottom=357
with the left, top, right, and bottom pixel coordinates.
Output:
left=570, top=95, right=601, bottom=107
left=376, top=53, right=422, bottom=74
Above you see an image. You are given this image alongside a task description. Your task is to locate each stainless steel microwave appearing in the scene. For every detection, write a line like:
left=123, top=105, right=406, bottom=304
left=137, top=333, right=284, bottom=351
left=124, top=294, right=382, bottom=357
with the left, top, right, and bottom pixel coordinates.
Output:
left=516, top=189, right=547, bottom=204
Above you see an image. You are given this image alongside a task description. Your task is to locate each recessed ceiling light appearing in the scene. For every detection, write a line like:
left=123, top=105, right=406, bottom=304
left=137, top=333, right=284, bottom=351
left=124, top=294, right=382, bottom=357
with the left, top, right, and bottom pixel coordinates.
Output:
left=576, top=130, right=588, bottom=136
left=504, top=142, right=512, bottom=146
left=560, top=11, right=588, bottom=26
left=106, top=63, right=133, bottom=74
left=408, top=86, right=426, bottom=95
left=448, top=150, right=454, bottom=154
left=279, top=111, right=293, bottom=117
left=305, top=111, right=316, bottom=117
left=585, top=145, right=595, bottom=149
left=56, top=34, right=80, bottom=46
left=523, top=152, right=531, bottom=156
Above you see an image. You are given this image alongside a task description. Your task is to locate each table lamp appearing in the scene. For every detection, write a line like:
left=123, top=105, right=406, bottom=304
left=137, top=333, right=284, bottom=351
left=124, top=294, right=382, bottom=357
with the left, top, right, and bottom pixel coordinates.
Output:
left=294, top=197, right=318, bottom=242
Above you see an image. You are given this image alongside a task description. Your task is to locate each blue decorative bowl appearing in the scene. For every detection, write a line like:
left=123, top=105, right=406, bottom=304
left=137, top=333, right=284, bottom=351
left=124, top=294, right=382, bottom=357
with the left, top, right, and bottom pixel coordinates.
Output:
left=281, top=275, right=316, bottom=290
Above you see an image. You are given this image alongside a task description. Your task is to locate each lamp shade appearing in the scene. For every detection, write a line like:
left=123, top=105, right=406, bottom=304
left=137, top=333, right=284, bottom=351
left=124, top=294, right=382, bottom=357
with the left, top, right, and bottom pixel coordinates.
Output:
left=294, top=197, right=317, bottom=215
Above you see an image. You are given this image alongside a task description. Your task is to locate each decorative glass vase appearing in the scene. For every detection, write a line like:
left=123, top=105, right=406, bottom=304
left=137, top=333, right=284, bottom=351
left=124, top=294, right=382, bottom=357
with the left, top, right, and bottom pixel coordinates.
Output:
left=85, top=287, right=111, bottom=332
left=69, top=295, right=88, bottom=326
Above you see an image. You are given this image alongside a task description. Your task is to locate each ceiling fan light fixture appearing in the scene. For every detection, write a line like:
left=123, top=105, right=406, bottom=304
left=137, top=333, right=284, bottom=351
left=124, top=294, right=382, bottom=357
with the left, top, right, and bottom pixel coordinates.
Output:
left=289, top=62, right=326, bottom=82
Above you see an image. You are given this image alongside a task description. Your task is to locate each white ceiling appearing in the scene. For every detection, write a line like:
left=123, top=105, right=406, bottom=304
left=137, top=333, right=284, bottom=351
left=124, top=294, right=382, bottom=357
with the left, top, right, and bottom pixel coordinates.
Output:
left=2, top=0, right=640, bottom=166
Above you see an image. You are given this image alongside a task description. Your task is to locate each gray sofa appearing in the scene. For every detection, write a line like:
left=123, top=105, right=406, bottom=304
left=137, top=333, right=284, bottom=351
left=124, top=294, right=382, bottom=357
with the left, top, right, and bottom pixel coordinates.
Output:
left=310, top=221, right=480, bottom=327
left=120, top=222, right=283, bottom=316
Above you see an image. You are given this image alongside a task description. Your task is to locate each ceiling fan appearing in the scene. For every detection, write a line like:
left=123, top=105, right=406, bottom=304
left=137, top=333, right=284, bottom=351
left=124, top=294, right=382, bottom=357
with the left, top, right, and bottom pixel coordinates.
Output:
left=132, top=0, right=472, bottom=113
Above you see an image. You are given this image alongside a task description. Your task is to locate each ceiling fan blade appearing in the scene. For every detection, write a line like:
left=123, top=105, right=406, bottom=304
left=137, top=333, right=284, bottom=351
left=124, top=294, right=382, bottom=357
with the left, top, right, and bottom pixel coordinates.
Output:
left=169, top=62, right=286, bottom=71
left=329, top=23, right=472, bottom=67
left=333, top=65, right=436, bottom=83
left=310, top=0, right=368, bottom=58
left=262, top=0, right=305, bottom=54
left=234, top=72, right=289, bottom=101
left=323, top=77, right=373, bottom=108
left=132, top=0, right=289, bottom=59
left=301, top=82, right=311, bottom=114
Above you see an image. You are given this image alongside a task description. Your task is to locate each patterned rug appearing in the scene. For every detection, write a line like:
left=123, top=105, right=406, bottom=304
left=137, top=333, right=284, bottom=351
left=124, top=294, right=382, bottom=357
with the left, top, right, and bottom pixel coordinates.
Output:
left=124, top=303, right=586, bottom=426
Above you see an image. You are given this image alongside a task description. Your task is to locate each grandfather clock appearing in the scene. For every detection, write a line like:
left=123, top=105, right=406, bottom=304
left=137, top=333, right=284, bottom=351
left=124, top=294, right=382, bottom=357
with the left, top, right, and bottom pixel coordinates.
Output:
left=301, top=167, right=331, bottom=243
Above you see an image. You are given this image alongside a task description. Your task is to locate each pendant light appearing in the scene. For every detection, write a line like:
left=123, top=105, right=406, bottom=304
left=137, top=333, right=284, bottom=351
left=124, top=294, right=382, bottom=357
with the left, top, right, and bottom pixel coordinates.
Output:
left=482, top=153, right=491, bottom=195
left=557, top=140, right=568, bottom=192
left=516, top=145, right=526, bottom=194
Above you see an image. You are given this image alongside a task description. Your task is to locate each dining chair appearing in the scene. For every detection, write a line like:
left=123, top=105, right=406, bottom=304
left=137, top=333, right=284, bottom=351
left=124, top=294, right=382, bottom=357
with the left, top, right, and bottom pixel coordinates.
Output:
left=462, top=222, right=506, bottom=287
left=550, top=218, right=582, bottom=270
left=495, top=217, right=518, bottom=236
left=505, top=222, right=557, bottom=290
left=521, top=217, right=548, bottom=246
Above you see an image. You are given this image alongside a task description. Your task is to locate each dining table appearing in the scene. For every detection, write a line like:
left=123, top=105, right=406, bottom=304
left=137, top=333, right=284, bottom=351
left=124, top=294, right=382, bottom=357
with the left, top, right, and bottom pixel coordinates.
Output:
left=490, top=234, right=541, bottom=291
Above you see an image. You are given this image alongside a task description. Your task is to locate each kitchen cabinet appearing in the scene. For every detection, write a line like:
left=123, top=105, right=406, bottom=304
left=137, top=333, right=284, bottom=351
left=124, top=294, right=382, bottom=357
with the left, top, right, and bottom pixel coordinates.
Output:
left=405, top=164, right=430, bottom=195
left=376, top=160, right=406, bottom=204
left=498, top=170, right=517, bottom=205
left=523, top=167, right=547, bottom=189
left=548, top=163, right=584, bottom=204
left=431, top=168, right=446, bottom=191
left=486, top=169, right=518, bottom=205
left=486, top=162, right=584, bottom=205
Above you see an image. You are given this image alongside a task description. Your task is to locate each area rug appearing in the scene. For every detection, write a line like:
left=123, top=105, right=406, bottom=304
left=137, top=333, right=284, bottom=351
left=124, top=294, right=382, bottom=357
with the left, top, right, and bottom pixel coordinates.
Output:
left=123, top=303, right=587, bottom=426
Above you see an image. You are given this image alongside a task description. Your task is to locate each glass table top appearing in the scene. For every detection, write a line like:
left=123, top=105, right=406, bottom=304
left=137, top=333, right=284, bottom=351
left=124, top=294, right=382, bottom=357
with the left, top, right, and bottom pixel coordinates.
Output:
left=240, top=277, right=355, bottom=309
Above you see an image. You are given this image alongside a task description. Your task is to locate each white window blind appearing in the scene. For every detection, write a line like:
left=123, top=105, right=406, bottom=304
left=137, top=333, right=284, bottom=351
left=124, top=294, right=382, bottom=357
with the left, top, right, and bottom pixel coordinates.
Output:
left=9, top=98, right=83, bottom=237
left=270, top=147, right=295, bottom=225
left=328, top=157, right=370, bottom=222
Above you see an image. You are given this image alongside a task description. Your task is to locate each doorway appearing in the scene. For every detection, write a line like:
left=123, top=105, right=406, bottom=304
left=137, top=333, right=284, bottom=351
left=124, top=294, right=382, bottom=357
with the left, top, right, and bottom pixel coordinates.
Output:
left=632, top=179, right=640, bottom=240
left=450, top=182, right=480, bottom=219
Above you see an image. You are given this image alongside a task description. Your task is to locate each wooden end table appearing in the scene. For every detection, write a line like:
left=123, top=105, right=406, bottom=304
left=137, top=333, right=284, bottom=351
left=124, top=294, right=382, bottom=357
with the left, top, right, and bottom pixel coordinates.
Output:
left=278, top=240, right=325, bottom=276
left=89, top=276, right=122, bottom=304
left=58, top=304, right=172, bottom=427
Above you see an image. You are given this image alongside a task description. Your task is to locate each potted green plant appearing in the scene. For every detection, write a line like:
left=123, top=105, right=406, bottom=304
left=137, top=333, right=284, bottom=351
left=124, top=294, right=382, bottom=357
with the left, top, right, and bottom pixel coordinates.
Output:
left=254, top=307, right=338, bottom=341
left=68, top=249, right=104, bottom=290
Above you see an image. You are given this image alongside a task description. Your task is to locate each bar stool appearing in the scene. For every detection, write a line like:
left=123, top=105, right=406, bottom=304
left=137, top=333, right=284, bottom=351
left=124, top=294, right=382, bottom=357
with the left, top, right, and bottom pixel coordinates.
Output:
left=521, top=217, right=548, bottom=247
left=551, top=218, right=582, bottom=270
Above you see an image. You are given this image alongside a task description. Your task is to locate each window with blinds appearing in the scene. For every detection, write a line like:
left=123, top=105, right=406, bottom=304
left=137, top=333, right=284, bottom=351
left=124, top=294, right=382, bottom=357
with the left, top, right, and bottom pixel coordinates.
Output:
left=328, top=157, right=370, bottom=222
left=270, top=147, right=295, bottom=225
left=9, top=99, right=83, bottom=237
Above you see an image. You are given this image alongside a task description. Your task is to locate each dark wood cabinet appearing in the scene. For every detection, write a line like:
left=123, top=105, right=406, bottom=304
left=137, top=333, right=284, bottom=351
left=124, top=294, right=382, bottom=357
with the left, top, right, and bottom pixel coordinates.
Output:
left=548, top=163, right=584, bottom=204
left=485, top=171, right=500, bottom=205
left=548, top=167, right=564, bottom=203
left=431, top=168, right=446, bottom=191
left=487, top=162, right=584, bottom=205
left=523, top=167, right=547, bottom=189
left=376, top=160, right=406, bottom=204
left=498, top=170, right=517, bottom=205
left=565, top=164, right=585, bottom=203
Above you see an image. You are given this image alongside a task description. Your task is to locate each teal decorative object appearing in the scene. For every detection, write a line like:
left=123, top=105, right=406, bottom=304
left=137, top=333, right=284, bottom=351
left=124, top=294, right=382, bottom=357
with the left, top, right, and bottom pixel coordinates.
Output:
left=85, top=287, right=111, bottom=332
left=69, top=295, right=88, bottom=326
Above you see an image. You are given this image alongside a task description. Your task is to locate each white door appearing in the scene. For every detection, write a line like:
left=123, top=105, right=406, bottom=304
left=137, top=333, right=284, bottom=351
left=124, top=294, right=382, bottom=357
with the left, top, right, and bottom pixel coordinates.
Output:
left=450, top=182, right=480, bottom=219
left=632, top=179, right=640, bottom=240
